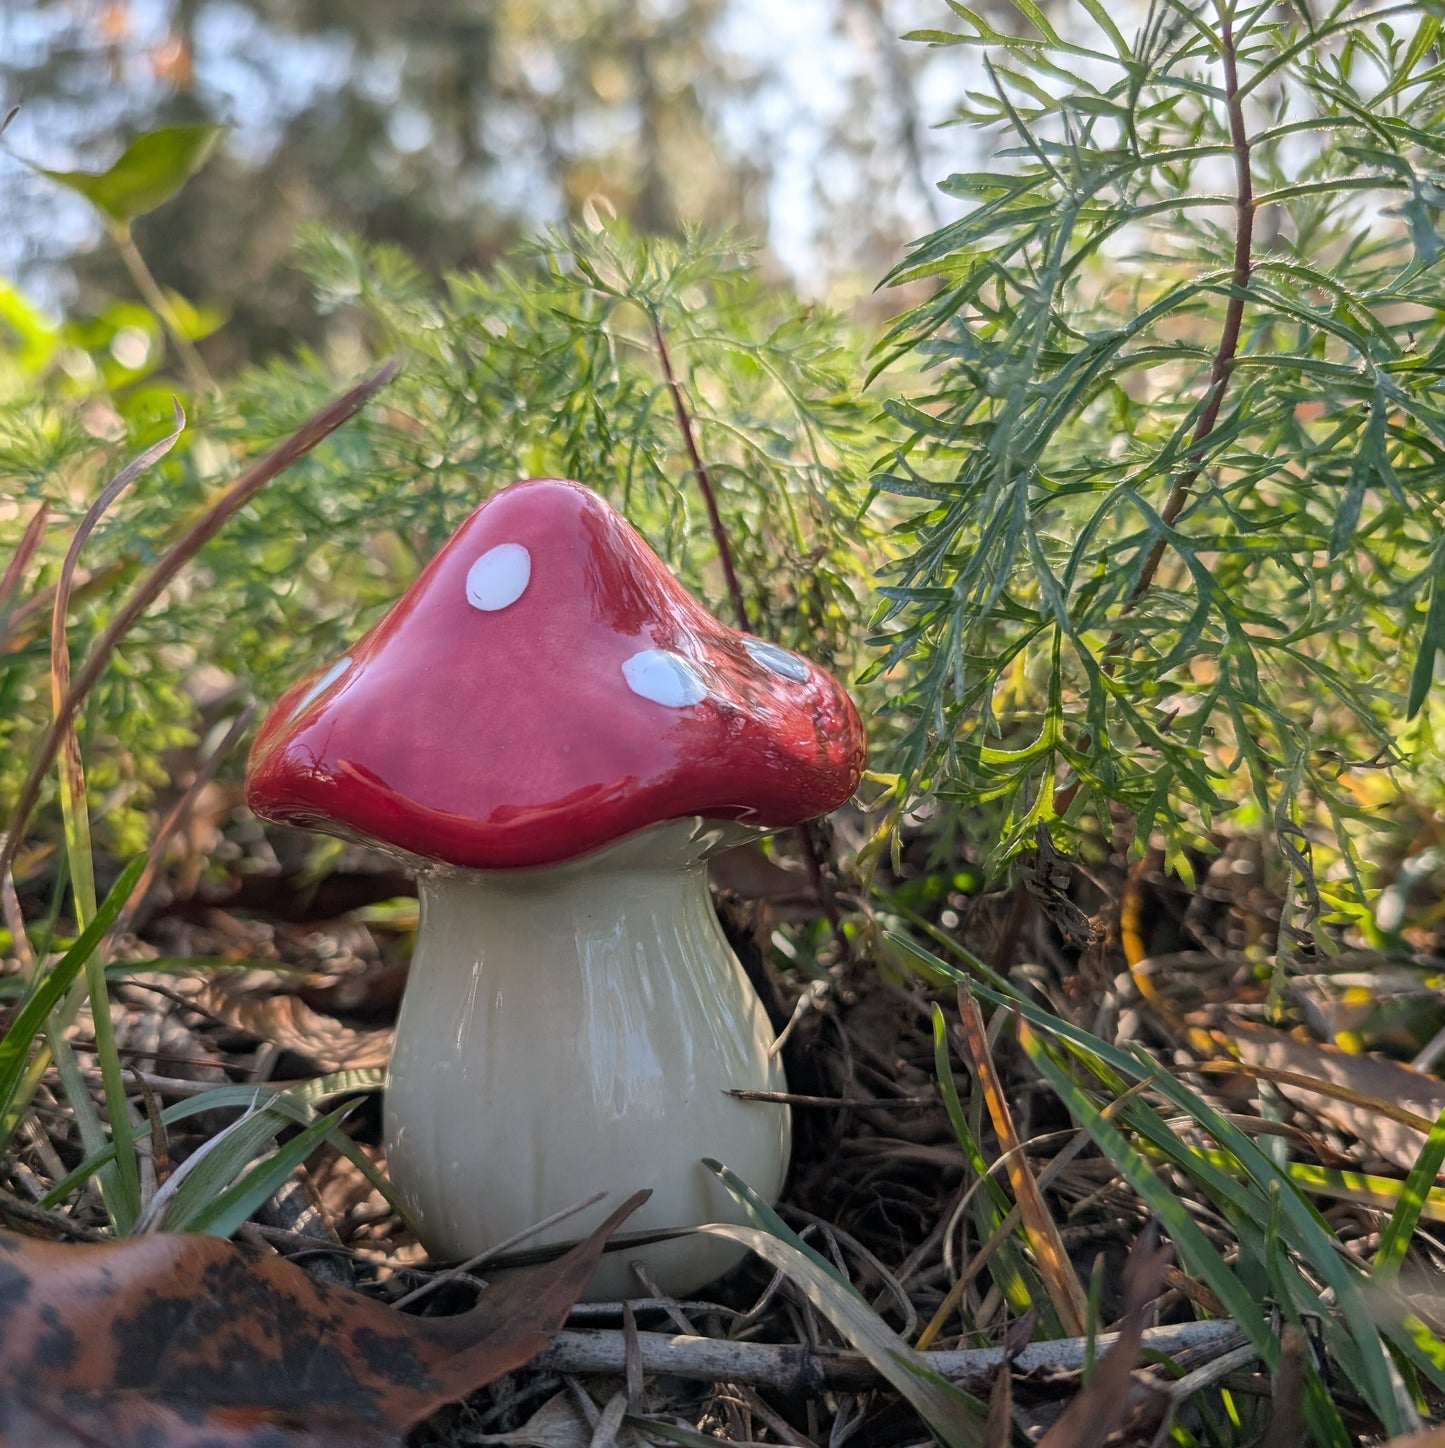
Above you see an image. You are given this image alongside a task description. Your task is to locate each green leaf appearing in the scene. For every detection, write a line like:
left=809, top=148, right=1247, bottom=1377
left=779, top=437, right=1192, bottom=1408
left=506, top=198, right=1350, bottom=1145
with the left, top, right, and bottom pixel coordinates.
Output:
left=1375, top=1104, right=1445, bottom=1282
left=39, top=123, right=226, bottom=225
left=703, top=1159, right=862, bottom=1298
left=1384, top=181, right=1445, bottom=267
left=1074, top=0, right=1131, bottom=60
left=39, top=1079, right=400, bottom=1221
left=181, top=1103, right=353, bottom=1238
left=1408, top=543, right=1445, bottom=718
left=138, top=1093, right=351, bottom=1235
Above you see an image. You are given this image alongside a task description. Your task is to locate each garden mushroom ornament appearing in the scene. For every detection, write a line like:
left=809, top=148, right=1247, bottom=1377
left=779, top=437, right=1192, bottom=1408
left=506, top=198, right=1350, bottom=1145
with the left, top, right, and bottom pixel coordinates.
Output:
left=246, top=479, right=865, bottom=1298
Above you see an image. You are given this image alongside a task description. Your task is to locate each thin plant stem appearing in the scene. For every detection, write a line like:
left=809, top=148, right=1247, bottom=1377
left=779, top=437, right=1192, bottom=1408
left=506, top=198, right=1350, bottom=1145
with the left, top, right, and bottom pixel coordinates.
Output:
left=796, top=819, right=849, bottom=961
left=112, top=222, right=217, bottom=397
left=1055, top=6, right=1255, bottom=817
left=648, top=311, right=850, bottom=956
left=0, top=501, right=48, bottom=622
left=1119, top=0, right=1255, bottom=621
left=650, top=313, right=751, bottom=634
left=42, top=413, right=186, bottom=1229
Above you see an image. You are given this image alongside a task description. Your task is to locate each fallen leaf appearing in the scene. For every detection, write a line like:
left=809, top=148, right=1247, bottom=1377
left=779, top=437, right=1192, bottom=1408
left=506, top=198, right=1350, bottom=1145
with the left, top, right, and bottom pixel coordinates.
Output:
left=0, top=1391, right=393, bottom=1448
left=198, top=975, right=392, bottom=1071
left=0, top=1191, right=646, bottom=1448
left=1222, top=1020, right=1445, bottom=1170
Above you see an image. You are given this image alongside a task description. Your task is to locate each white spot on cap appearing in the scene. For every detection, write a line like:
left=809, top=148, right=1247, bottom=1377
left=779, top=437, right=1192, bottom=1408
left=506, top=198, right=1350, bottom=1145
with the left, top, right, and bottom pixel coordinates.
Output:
left=466, top=543, right=531, bottom=611
left=622, top=649, right=706, bottom=708
left=743, top=636, right=810, bottom=683
left=294, top=657, right=351, bottom=716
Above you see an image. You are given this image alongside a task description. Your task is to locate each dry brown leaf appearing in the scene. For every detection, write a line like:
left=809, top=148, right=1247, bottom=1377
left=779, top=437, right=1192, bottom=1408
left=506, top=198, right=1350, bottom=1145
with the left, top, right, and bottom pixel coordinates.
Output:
left=1222, top=1019, right=1445, bottom=1169
left=0, top=1392, right=394, bottom=1448
left=1384, top=1426, right=1445, bottom=1448
left=0, top=1191, right=646, bottom=1448
left=984, top=1360, right=1012, bottom=1448
left=197, top=977, right=392, bottom=1071
left=1261, top=1323, right=1309, bottom=1448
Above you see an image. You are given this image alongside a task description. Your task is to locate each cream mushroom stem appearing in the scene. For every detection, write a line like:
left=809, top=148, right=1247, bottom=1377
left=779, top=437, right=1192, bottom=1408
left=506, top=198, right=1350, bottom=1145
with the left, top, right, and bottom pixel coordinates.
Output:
left=382, top=817, right=791, bottom=1301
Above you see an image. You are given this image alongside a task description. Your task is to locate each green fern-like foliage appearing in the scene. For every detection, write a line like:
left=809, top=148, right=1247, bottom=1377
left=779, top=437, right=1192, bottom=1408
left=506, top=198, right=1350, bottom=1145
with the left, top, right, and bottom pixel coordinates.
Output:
left=873, top=0, right=1445, bottom=907
left=1, top=223, right=889, bottom=859
left=218, top=222, right=884, bottom=693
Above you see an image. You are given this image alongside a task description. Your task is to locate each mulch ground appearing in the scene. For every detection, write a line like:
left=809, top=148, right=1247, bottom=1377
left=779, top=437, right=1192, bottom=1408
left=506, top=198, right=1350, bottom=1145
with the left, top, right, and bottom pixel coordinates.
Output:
left=6, top=813, right=1439, bottom=1445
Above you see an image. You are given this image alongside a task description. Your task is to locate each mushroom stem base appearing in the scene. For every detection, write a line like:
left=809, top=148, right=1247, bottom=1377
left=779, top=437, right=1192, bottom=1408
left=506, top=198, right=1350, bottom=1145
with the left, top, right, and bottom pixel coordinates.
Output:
left=383, top=819, right=791, bottom=1299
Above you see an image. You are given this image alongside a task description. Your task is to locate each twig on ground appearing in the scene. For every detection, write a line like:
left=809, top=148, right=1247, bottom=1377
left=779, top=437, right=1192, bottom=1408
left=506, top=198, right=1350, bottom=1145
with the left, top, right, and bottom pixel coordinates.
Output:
left=727, top=1090, right=937, bottom=1108
left=534, top=1320, right=1246, bottom=1393
left=0, top=1187, right=110, bottom=1242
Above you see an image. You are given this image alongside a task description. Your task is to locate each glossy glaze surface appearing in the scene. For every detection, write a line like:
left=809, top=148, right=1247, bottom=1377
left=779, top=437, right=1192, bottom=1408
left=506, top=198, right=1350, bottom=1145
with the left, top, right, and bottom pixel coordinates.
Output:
left=247, top=479, right=865, bottom=870
left=385, top=820, right=790, bottom=1299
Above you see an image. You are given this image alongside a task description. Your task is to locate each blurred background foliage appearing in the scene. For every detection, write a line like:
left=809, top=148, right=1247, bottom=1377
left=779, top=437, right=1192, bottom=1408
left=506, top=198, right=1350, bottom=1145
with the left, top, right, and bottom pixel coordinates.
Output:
left=1, top=0, right=956, bottom=369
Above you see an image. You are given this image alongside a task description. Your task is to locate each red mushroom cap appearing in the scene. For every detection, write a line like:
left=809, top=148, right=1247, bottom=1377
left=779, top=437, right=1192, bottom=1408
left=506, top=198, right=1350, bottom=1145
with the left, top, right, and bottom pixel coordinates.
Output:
left=245, top=479, right=866, bottom=870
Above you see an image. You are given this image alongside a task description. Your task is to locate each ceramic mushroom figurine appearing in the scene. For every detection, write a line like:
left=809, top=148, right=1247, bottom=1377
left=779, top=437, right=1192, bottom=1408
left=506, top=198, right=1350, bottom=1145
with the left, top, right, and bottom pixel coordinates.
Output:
left=246, top=479, right=865, bottom=1298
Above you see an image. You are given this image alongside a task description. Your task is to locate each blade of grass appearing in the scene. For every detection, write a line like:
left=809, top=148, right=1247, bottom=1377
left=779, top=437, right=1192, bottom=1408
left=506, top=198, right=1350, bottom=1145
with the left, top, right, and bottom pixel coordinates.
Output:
left=925, top=1002, right=1040, bottom=1337
left=0, top=856, right=145, bottom=1149
left=169, top=1102, right=353, bottom=1237
left=1156, top=1147, right=1445, bottom=1224
left=1013, top=1001, right=1405, bottom=1439
left=0, top=501, right=49, bottom=633
left=954, top=983, right=1088, bottom=1335
left=47, top=406, right=185, bottom=1231
left=703, top=1158, right=863, bottom=1298
left=135, top=1093, right=335, bottom=1233
left=696, top=1221, right=988, bottom=1448
left=0, top=358, right=401, bottom=886
left=39, top=1079, right=403, bottom=1221
left=892, top=932, right=1420, bottom=1434
left=0, top=958, right=310, bottom=999
left=1375, top=1104, right=1445, bottom=1283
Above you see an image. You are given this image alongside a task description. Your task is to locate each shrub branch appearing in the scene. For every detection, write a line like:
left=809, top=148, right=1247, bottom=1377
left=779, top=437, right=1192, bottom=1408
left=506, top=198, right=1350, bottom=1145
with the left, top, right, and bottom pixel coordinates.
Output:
left=1125, top=4, right=1255, bottom=612
left=650, top=314, right=752, bottom=634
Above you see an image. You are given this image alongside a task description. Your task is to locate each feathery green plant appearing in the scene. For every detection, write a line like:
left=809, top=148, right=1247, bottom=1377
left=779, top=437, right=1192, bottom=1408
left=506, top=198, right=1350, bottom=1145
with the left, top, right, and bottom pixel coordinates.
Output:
left=873, top=0, right=1445, bottom=922
left=0, top=221, right=885, bottom=865
left=224, top=221, right=884, bottom=688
